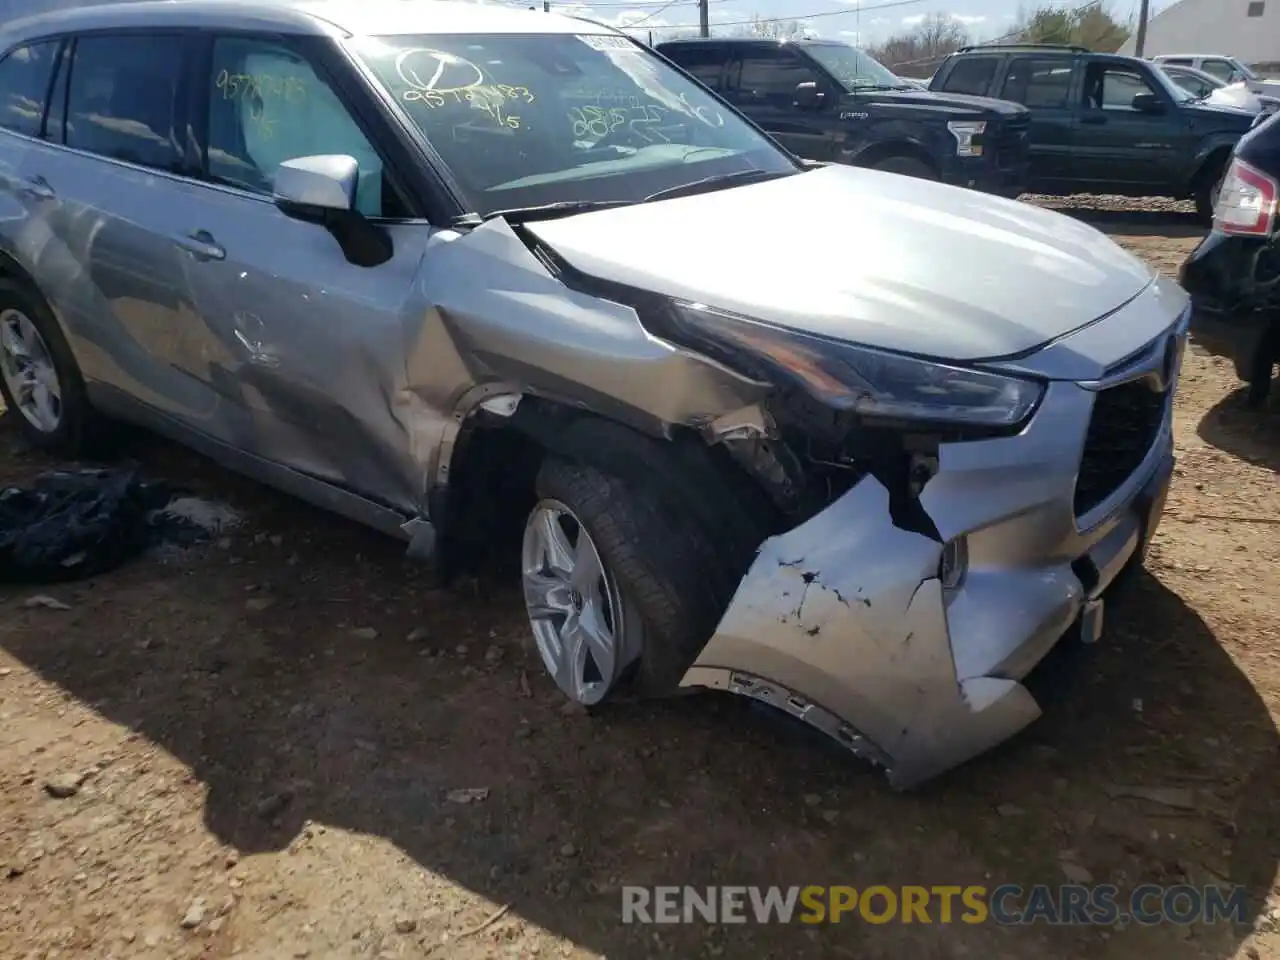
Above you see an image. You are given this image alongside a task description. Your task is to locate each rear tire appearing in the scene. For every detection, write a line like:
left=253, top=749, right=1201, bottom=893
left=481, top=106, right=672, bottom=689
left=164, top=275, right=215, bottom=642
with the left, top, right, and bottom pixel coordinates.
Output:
left=0, top=278, right=100, bottom=457
left=521, top=456, right=736, bottom=703
left=871, top=155, right=938, bottom=180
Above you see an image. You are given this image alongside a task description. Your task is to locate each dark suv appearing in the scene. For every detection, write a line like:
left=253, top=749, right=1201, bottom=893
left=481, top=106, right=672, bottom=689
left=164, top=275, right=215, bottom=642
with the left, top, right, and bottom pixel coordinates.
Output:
left=657, top=38, right=1032, bottom=196
left=930, top=44, right=1260, bottom=220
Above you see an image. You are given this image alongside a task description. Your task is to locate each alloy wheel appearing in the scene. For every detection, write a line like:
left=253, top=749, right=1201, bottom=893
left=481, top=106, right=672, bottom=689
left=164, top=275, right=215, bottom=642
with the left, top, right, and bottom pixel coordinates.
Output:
left=521, top=499, right=632, bottom=705
left=0, top=308, right=62, bottom=433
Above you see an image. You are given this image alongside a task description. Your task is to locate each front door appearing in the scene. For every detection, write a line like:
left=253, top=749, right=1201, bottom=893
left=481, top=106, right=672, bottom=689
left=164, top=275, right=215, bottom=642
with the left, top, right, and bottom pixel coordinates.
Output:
left=997, top=56, right=1079, bottom=189
left=722, top=45, right=838, bottom=161
left=1072, top=61, right=1180, bottom=193
left=170, top=33, right=435, bottom=513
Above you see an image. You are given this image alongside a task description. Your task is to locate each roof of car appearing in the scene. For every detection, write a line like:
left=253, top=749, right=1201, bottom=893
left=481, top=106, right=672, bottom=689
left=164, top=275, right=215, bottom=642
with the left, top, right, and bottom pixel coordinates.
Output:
left=657, top=36, right=833, bottom=46
left=2, top=0, right=609, bottom=44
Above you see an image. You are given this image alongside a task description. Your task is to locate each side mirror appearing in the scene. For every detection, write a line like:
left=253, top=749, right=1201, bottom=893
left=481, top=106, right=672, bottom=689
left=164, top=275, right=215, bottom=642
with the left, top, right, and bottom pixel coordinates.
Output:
left=1132, top=92, right=1164, bottom=113
left=273, top=154, right=358, bottom=216
left=272, top=155, right=391, bottom=268
left=794, top=81, right=824, bottom=110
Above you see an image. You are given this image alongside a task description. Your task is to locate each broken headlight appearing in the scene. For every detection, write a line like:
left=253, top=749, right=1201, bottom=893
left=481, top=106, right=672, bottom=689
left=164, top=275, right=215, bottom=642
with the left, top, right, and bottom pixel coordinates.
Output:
left=669, top=301, right=1044, bottom=428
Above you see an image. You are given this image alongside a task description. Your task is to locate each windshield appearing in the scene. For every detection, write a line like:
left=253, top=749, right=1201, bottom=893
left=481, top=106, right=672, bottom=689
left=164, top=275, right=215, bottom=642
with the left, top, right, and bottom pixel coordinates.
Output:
left=1156, top=68, right=1201, bottom=102
left=350, top=33, right=797, bottom=216
left=1147, top=65, right=1198, bottom=103
left=802, top=43, right=907, bottom=91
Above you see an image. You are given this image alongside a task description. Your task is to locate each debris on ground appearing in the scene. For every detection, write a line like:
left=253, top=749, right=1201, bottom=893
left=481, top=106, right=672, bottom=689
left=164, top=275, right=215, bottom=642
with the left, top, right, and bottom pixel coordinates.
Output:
left=0, top=465, right=238, bottom=583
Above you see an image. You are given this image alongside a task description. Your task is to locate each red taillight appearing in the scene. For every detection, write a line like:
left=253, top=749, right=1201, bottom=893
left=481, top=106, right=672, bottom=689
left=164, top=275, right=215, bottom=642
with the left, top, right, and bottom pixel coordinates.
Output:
left=1215, top=157, right=1279, bottom=236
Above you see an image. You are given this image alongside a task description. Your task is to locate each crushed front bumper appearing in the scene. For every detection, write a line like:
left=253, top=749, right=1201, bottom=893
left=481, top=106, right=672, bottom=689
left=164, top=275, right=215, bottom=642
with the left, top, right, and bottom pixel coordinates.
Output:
left=681, top=289, right=1188, bottom=789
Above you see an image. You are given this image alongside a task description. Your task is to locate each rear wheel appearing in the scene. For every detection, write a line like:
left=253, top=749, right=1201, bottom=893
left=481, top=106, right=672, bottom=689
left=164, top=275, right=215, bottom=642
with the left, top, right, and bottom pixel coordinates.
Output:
left=0, top=279, right=96, bottom=456
left=871, top=155, right=938, bottom=180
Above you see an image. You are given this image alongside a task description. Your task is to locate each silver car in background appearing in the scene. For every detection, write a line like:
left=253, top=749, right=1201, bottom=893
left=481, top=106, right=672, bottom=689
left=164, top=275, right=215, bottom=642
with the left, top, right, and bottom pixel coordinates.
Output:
left=0, top=0, right=1187, bottom=788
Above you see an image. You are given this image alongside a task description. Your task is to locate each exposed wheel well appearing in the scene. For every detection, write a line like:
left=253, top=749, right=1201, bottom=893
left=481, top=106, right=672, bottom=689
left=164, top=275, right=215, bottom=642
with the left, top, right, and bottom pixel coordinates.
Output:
left=435, top=397, right=785, bottom=582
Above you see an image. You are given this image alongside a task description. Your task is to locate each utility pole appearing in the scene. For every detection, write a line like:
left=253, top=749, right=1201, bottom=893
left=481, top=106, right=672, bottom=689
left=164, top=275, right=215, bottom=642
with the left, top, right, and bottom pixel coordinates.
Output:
left=1133, top=0, right=1150, bottom=58
left=698, top=0, right=709, bottom=37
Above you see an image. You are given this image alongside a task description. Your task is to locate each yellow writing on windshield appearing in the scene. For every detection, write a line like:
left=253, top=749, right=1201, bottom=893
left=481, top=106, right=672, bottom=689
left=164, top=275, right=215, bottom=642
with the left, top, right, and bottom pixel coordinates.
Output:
left=403, top=83, right=535, bottom=109
left=215, top=70, right=307, bottom=103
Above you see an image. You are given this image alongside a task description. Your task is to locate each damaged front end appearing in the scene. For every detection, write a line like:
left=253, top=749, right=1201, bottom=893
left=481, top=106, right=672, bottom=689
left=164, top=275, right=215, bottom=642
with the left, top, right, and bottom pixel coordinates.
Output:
left=669, top=285, right=1189, bottom=789
left=426, top=218, right=1188, bottom=789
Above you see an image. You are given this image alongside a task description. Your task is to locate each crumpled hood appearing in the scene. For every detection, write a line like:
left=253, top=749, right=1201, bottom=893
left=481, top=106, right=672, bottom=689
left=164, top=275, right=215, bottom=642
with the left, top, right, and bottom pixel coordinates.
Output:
left=526, top=164, right=1154, bottom=362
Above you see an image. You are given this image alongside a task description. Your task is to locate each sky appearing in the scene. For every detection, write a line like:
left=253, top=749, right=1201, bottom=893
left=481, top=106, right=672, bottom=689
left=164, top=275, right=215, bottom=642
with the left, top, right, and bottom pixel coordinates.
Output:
left=537, top=0, right=1178, bottom=48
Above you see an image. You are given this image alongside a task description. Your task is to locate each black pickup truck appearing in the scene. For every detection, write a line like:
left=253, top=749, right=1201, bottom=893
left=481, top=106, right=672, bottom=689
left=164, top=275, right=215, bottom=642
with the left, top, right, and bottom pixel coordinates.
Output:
left=930, top=44, right=1260, bottom=220
left=656, top=38, right=1032, bottom=196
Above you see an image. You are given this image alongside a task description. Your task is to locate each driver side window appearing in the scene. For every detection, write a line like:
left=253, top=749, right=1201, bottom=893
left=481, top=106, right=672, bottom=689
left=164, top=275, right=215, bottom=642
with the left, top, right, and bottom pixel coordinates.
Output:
left=1083, top=64, right=1156, bottom=111
left=204, top=36, right=400, bottom=217
left=1200, top=59, right=1235, bottom=83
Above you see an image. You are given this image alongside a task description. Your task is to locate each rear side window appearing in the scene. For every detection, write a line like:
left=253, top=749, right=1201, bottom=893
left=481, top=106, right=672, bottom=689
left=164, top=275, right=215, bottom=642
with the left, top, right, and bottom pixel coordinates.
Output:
left=1001, top=58, right=1073, bottom=108
left=938, top=57, right=998, bottom=97
left=64, top=34, right=185, bottom=171
left=663, top=46, right=726, bottom=91
left=0, top=42, right=60, bottom=137
left=1200, top=59, right=1235, bottom=82
left=734, top=49, right=821, bottom=106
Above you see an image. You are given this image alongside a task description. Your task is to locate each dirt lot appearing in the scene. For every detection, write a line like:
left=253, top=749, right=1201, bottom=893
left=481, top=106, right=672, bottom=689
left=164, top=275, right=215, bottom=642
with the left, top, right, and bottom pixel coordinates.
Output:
left=2, top=199, right=1280, bottom=960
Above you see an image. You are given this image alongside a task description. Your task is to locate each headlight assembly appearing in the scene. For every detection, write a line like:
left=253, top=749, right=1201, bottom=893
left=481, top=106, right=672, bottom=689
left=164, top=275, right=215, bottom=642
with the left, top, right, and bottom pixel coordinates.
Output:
left=669, top=301, right=1044, bottom=429
left=947, top=120, right=986, bottom=157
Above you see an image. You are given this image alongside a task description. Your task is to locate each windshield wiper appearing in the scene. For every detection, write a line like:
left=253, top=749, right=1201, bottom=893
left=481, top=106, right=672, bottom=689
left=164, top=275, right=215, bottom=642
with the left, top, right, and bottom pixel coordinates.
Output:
left=477, top=199, right=637, bottom=224
left=643, top=168, right=794, bottom=203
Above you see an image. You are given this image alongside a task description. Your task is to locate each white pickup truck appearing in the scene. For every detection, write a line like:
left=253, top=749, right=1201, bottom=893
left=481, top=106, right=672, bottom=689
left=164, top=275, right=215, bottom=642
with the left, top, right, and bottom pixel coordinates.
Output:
left=1150, top=53, right=1280, bottom=98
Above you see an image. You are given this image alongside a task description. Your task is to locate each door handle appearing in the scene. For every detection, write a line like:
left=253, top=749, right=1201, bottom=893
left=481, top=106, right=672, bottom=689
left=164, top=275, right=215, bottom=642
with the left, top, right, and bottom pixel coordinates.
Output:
left=17, top=175, right=55, bottom=200
left=172, top=230, right=225, bottom=262
left=1080, top=114, right=1108, bottom=125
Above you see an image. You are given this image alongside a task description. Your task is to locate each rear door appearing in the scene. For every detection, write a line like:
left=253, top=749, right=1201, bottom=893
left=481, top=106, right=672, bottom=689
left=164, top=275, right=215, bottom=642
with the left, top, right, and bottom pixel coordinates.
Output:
left=720, top=43, right=839, bottom=161
left=1073, top=59, right=1181, bottom=192
left=933, top=55, right=1002, bottom=97
left=660, top=42, right=728, bottom=93
left=15, top=29, right=216, bottom=418
left=996, top=56, right=1079, bottom=189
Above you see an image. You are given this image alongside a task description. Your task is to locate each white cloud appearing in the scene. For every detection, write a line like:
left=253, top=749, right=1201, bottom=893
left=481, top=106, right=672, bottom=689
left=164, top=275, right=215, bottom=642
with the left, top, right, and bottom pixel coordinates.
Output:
left=902, top=12, right=986, bottom=27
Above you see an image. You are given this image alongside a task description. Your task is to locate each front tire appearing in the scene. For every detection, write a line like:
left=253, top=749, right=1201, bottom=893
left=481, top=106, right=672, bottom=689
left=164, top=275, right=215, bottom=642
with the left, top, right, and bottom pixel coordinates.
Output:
left=871, top=155, right=938, bottom=180
left=0, top=278, right=94, bottom=456
left=1195, top=161, right=1228, bottom=225
left=521, top=457, right=731, bottom=704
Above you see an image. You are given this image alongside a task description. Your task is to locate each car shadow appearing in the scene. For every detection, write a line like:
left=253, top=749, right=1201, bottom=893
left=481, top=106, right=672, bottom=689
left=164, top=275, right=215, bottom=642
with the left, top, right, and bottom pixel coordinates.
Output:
left=1, top=421, right=1277, bottom=958
left=1198, top=382, right=1280, bottom=473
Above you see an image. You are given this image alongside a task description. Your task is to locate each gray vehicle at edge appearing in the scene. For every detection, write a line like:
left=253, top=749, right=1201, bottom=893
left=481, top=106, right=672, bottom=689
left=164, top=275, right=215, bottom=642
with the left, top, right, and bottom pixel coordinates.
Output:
left=0, top=0, right=1189, bottom=788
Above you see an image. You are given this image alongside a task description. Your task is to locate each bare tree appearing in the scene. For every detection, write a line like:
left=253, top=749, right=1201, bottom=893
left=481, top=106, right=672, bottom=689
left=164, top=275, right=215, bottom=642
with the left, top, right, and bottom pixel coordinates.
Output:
left=870, top=13, right=971, bottom=78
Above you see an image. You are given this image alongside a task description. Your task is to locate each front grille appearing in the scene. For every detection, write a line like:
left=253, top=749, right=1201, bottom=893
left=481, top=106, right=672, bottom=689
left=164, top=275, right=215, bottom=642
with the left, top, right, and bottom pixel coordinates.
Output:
left=1074, top=379, right=1167, bottom=517
left=996, top=115, right=1030, bottom=169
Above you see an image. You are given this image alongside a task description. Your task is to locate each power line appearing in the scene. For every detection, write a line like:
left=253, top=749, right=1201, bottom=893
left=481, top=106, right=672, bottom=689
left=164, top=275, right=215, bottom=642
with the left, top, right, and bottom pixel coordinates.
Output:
left=618, top=0, right=686, bottom=27
left=657, top=0, right=923, bottom=31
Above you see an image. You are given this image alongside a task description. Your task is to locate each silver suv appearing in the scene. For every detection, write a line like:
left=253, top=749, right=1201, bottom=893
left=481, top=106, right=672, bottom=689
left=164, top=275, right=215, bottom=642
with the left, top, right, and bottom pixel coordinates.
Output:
left=0, top=0, right=1188, bottom=788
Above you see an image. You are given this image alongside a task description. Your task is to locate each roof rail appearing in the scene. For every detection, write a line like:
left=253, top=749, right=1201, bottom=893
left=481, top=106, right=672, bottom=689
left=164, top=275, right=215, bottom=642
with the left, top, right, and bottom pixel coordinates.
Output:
left=957, top=43, right=1090, bottom=54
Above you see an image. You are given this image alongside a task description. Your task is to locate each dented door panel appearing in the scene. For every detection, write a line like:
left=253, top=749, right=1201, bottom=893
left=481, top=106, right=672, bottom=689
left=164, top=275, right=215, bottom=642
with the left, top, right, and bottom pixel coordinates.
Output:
left=175, top=186, right=433, bottom=513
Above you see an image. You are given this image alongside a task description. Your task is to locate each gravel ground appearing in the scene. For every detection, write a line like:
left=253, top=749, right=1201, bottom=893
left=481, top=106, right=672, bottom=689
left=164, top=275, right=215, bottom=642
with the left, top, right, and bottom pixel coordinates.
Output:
left=2, top=197, right=1280, bottom=960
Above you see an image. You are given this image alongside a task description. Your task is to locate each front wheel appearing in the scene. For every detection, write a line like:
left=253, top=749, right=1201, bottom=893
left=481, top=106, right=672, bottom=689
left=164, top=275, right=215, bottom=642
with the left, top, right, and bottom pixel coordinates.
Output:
left=1195, top=163, right=1227, bottom=225
left=870, top=155, right=938, bottom=180
left=520, top=457, right=730, bottom=704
